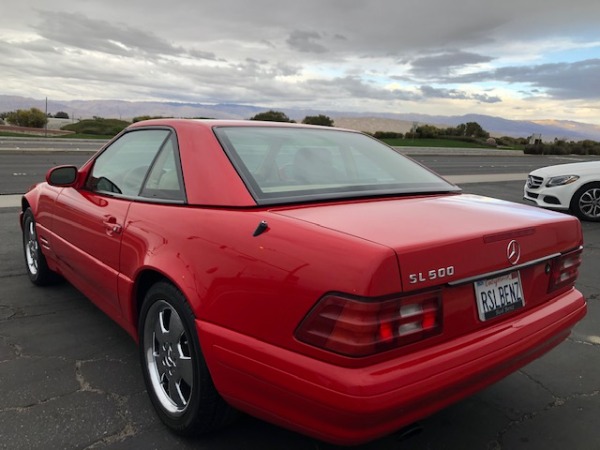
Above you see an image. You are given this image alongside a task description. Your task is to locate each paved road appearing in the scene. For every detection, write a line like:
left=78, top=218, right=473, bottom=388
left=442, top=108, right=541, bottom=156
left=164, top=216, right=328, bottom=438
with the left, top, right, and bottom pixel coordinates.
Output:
left=0, top=148, right=599, bottom=449
left=0, top=137, right=106, bottom=152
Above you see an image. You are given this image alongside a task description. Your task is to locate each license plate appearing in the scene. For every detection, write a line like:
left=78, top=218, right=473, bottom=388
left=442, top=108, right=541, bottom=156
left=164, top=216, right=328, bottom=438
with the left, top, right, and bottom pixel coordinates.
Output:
left=474, top=272, right=525, bottom=321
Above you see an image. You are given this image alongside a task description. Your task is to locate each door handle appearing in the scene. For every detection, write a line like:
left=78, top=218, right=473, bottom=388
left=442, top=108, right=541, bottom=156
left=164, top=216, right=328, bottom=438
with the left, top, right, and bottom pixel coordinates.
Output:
left=103, top=217, right=123, bottom=235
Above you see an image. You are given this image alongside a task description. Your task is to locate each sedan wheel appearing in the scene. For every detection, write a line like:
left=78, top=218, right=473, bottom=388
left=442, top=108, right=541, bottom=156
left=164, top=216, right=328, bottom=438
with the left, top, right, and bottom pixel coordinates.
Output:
left=139, top=282, right=236, bottom=434
left=571, top=183, right=600, bottom=221
left=22, top=208, right=56, bottom=285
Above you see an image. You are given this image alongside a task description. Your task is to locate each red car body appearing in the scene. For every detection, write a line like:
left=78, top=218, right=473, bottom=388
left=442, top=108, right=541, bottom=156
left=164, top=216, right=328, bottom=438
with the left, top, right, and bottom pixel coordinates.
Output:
left=20, top=119, right=586, bottom=445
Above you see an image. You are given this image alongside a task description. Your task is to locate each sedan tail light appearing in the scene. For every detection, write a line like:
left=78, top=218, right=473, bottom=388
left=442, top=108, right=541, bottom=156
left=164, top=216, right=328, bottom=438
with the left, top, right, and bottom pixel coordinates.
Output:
left=548, top=247, right=583, bottom=292
left=295, top=291, right=442, bottom=357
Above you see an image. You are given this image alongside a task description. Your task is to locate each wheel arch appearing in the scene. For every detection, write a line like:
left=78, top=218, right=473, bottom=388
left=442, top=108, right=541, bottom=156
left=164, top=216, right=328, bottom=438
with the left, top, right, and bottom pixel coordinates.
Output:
left=572, top=180, right=600, bottom=194
left=133, top=269, right=169, bottom=330
left=20, top=186, right=44, bottom=228
left=21, top=197, right=31, bottom=211
left=130, top=268, right=196, bottom=339
left=20, top=198, right=32, bottom=228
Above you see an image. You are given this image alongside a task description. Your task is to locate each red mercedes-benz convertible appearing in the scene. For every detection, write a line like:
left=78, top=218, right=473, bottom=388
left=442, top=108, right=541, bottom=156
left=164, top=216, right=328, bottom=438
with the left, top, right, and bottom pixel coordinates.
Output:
left=20, top=119, right=586, bottom=445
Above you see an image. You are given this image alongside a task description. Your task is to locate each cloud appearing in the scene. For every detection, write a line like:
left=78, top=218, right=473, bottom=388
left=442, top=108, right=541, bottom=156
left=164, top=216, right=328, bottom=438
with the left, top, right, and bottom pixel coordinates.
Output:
left=449, top=59, right=600, bottom=100
left=187, top=49, right=221, bottom=61
left=286, top=30, right=328, bottom=54
left=33, top=11, right=186, bottom=59
left=472, top=93, right=502, bottom=103
left=1, top=0, right=600, bottom=123
left=410, top=51, right=495, bottom=77
left=420, top=86, right=501, bottom=103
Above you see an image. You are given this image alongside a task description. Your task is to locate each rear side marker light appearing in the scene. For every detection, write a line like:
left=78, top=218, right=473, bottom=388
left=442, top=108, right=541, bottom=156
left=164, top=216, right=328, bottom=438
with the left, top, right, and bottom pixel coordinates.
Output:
left=548, top=247, right=582, bottom=292
left=295, top=291, right=442, bottom=357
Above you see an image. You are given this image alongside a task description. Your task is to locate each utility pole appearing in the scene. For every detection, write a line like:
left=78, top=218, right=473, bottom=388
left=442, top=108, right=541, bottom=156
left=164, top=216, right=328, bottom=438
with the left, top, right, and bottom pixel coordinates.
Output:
left=44, top=97, right=48, bottom=137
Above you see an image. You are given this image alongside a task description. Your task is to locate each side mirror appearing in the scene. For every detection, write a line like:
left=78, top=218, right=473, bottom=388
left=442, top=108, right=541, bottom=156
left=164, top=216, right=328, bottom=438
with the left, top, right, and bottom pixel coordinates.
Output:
left=46, top=166, right=78, bottom=187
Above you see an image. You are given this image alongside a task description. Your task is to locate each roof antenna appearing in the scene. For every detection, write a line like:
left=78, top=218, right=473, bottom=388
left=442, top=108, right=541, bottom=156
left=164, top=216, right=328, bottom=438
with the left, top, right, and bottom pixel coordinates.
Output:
left=253, top=220, right=269, bottom=237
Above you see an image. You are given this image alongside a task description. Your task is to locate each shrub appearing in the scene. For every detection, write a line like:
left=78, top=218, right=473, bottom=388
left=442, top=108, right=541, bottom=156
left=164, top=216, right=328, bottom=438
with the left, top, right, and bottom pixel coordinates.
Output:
left=61, top=118, right=130, bottom=136
left=524, top=140, right=600, bottom=155
left=373, top=131, right=404, bottom=139
left=302, top=115, right=334, bottom=126
left=415, top=125, right=440, bottom=139
left=5, top=108, right=48, bottom=128
left=132, top=115, right=171, bottom=123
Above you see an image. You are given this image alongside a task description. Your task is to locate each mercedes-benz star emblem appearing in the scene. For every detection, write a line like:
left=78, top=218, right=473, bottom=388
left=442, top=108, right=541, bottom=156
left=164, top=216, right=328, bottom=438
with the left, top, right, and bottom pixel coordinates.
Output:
left=507, top=240, right=521, bottom=265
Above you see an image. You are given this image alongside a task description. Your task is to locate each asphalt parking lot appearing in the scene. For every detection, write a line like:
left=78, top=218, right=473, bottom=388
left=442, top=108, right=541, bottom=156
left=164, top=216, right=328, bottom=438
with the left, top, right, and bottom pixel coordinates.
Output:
left=0, top=150, right=599, bottom=449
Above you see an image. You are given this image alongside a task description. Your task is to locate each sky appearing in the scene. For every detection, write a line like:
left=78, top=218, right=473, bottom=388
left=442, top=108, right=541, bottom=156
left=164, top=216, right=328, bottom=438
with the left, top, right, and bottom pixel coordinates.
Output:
left=1, top=0, right=600, bottom=123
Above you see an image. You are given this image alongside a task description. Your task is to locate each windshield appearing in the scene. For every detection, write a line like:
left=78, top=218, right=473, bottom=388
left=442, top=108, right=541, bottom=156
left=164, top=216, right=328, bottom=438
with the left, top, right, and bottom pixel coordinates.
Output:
left=214, top=126, right=459, bottom=205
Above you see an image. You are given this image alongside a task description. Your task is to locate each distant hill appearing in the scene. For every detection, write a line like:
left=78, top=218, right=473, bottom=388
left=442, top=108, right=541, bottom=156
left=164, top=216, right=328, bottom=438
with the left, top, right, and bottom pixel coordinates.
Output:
left=334, top=112, right=600, bottom=141
left=2, top=95, right=599, bottom=141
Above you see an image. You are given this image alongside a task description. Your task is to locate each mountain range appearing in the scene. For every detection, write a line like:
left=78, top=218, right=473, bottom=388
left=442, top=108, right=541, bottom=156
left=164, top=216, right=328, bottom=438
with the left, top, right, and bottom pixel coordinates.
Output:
left=2, top=94, right=599, bottom=141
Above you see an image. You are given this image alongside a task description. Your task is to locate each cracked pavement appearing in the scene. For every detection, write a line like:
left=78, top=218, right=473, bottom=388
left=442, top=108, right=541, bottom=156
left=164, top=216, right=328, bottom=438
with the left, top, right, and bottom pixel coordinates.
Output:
left=0, top=179, right=599, bottom=450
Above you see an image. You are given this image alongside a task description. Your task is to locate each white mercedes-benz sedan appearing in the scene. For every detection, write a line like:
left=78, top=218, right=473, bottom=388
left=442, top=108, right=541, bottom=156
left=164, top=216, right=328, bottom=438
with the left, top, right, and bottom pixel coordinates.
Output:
left=524, top=161, right=600, bottom=221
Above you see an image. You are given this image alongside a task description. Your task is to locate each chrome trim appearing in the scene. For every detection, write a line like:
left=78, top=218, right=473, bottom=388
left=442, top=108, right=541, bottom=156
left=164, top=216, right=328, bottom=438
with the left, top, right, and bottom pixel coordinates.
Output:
left=448, top=253, right=561, bottom=286
left=526, top=175, right=544, bottom=189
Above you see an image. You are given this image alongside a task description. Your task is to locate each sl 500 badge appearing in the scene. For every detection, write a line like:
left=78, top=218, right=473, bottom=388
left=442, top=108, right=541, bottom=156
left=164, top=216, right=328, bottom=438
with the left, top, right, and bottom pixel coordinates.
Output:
left=409, top=266, right=455, bottom=284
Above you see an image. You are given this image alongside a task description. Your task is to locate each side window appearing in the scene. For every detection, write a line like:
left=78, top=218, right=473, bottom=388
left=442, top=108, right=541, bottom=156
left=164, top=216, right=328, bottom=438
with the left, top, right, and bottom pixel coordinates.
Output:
left=141, top=135, right=185, bottom=201
left=87, top=129, right=170, bottom=197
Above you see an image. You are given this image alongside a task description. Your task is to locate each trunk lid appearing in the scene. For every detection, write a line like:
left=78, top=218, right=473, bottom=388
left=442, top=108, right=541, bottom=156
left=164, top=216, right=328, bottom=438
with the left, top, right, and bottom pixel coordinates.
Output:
left=272, top=194, right=582, bottom=292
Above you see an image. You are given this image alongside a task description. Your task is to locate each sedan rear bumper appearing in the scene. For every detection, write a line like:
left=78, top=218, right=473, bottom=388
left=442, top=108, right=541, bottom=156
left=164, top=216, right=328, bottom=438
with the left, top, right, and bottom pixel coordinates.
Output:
left=197, top=288, right=586, bottom=445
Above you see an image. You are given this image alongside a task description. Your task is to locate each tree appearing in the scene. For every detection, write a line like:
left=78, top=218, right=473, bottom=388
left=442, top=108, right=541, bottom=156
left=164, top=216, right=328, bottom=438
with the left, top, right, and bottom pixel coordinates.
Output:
left=54, top=111, right=70, bottom=119
left=442, top=125, right=463, bottom=136
left=249, top=110, right=294, bottom=122
left=302, top=115, right=334, bottom=127
left=464, top=122, right=489, bottom=138
left=415, top=124, right=440, bottom=139
left=6, top=108, right=48, bottom=128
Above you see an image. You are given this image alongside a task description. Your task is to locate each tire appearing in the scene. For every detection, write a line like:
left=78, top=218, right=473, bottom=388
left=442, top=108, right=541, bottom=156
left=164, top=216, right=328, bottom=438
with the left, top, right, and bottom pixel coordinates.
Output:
left=22, top=208, right=57, bottom=285
left=570, top=182, right=600, bottom=222
left=138, top=281, right=236, bottom=435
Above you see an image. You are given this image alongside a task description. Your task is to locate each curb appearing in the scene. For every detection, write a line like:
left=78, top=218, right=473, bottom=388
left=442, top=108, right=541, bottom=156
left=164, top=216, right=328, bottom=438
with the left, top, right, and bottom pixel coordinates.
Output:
left=0, top=195, right=21, bottom=208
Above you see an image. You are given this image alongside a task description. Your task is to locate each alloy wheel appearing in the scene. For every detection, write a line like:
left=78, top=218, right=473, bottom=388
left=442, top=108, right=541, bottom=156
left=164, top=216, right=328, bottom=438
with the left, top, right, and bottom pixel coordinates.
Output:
left=25, top=220, right=39, bottom=276
left=143, top=300, right=194, bottom=415
left=578, top=188, right=600, bottom=219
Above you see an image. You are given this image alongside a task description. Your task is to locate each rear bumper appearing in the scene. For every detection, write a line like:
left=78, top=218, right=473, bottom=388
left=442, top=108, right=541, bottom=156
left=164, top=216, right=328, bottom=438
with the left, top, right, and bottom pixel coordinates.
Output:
left=197, top=288, right=586, bottom=445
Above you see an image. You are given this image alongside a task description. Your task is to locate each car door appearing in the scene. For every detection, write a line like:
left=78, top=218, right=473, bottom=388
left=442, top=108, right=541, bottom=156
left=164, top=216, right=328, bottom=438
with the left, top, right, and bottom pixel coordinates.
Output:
left=50, top=128, right=172, bottom=317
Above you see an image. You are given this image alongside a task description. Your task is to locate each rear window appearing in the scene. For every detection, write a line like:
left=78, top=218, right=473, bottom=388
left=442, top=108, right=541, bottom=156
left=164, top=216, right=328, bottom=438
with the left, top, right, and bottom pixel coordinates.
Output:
left=214, top=126, right=458, bottom=205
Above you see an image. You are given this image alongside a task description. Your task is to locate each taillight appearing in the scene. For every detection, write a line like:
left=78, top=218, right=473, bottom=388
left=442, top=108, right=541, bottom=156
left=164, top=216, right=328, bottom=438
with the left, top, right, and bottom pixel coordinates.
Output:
left=295, top=291, right=442, bottom=357
left=548, top=247, right=582, bottom=292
